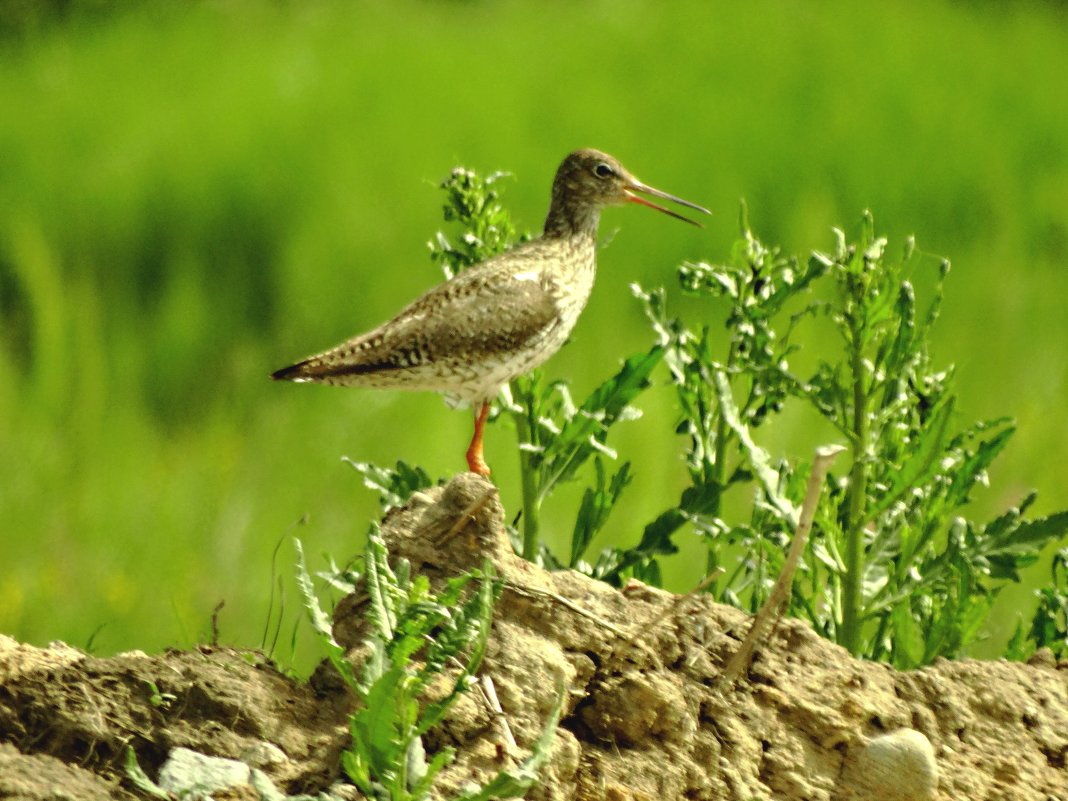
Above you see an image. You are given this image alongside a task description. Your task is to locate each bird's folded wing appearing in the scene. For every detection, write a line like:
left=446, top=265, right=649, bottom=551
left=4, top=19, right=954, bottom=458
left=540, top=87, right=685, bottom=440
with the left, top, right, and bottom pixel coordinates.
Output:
left=290, top=270, right=562, bottom=379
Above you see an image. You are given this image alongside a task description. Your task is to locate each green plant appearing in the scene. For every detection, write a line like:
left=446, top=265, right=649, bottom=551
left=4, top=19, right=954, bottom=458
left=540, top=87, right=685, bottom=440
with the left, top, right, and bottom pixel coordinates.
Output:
left=622, top=208, right=823, bottom=586
left=1007, top=547, right=1068, bottom=660
left=295, top=530, right=561, bottom=801
left=344, top=457, right=436, bottom=511
left=144, top=679, right=176, bottom=710
left=638, top=209, right=1068, bottom=665
left=502, top=350, right=661, bottom=564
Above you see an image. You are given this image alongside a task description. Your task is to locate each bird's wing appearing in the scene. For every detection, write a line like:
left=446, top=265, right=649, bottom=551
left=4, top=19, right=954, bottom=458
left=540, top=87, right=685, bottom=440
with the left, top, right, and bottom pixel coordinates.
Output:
left=355, top=265, right=562, bottom=371
left=276, top=250, right=562, bottom=380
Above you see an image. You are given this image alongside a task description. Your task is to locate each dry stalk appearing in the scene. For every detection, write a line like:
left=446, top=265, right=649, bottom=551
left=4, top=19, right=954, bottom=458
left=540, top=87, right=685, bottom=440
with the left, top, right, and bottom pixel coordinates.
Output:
left=720, top=444, right=845, bottom=685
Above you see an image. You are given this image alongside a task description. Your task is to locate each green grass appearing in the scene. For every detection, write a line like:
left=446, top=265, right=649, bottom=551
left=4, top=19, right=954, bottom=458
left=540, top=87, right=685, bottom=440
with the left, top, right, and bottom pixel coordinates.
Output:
left=1, top=0, right=1066, bottom=672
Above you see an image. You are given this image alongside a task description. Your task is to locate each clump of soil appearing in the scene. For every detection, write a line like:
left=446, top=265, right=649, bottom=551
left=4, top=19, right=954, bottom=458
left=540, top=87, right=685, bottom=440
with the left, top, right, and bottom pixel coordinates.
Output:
left=0, top=638, right=352, bottom=799
left=1, top=473, right=1065, bottom=800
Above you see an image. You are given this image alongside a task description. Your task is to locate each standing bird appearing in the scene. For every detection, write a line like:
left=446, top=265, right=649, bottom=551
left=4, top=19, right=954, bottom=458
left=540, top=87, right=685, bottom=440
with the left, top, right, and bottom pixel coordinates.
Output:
left=271, top=149, right=709, bottom=476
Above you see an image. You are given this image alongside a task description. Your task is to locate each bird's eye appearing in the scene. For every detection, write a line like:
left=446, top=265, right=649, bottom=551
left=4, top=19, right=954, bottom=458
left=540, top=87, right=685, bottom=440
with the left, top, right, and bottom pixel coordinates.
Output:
left=593, top=162, right=614, bottom=179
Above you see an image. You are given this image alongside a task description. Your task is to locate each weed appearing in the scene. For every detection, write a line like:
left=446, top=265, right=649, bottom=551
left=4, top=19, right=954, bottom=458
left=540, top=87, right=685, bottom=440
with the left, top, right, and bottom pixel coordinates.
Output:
left=1007, top=547, right=1068, bottom=660
left=639, top=208, right=1068, bottom=665
left=143, top=679, right=176, bottom=710
left=295, top=531, right=561, bottom=800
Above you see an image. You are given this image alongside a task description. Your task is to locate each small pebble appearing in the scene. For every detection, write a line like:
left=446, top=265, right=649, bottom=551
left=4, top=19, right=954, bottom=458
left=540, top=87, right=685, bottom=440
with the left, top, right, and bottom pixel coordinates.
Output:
left=840, top=728, right=937, bottom=801
left=158, top=747, right=251, bottom=794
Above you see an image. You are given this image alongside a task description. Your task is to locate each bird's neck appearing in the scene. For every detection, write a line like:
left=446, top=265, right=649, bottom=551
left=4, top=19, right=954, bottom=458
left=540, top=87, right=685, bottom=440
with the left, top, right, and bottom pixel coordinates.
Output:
left=542, top=203, right=601, bottom=240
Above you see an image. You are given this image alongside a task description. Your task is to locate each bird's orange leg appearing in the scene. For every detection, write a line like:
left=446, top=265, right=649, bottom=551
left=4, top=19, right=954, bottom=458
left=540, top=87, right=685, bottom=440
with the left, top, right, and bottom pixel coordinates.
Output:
left=465, top=401, right=492, bottom=477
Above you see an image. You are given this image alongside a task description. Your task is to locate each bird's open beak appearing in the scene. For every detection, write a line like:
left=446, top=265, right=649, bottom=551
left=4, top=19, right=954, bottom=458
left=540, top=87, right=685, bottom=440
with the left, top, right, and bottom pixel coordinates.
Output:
left=623, top=180, right=711, bottom=227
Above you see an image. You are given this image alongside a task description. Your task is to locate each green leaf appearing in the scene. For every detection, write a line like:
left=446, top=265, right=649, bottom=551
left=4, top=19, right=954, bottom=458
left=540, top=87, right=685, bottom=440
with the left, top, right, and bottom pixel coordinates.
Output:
left=340, top=542, right=498, bottom=798
left=945, top=422, right=1016, bottom=508
left=353, top=666, right=408, bottom=775
left=958, top=590, right=995, bottom=649
left=890, top=602, right=924, bottom=669
left=293, top=538, right=337, bottom=646
left=589, top=480, right=723, bottom=585
left=982, top=509, right=1068, bottom=581
left=344, top=457, right=436, bottom=509
left=1025, top=567, right=1068, bottom=657
left=428, top=167, right=525, bottom=277
left=569, top=459, right=633, bottom=567
left=992, top=509, right=1068, bottom=551
left=762, top=249, right=827, bottom=315
left=365, top=527, right=401, bottom=642
left=537, top=346, right=662, bottom=496
left=868, top=396, right=955, bottom=522
left=418, top=565, right=499, bottom=735
left=1004, top=620, right=1033, bottom=661
left=712, top=367, right=798, bottom=526
left=341, top=731, right=375, bottom=795
left=294, top=538, right=358, bottom=690
left=123, top=748, right=171, bottom=799
left=409, top=745, right=455, bottom=801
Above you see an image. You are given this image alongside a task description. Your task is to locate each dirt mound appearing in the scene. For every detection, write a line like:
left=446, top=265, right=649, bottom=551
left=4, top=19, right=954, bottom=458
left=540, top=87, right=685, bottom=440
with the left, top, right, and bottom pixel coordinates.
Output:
left=0, top=637, right=352, bottom=799
left=1, top=473, right=1065, bottom=799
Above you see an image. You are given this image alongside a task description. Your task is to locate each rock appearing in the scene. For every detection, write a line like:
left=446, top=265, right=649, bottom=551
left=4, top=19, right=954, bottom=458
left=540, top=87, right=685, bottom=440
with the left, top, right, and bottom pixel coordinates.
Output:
left=158, top=747, right=253, bottom=795
left=839, top=728, right=938, bottom=801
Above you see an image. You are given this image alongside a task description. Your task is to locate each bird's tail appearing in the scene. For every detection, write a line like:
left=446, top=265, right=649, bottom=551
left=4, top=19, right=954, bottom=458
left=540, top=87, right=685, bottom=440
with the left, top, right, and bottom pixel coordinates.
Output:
left=271, top=330, right=390, bottom=383
left=270, top=360, right=317, bottom=382
left=271, top=352, right=385, bottom=383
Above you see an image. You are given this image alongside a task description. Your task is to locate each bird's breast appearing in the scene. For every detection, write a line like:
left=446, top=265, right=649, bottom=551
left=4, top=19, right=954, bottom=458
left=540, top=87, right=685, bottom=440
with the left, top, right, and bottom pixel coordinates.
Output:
left=548, top=244, right=597, bottom=334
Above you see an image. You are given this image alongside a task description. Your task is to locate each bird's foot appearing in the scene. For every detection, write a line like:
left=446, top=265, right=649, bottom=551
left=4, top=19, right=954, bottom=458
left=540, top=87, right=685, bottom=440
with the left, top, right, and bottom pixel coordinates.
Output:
left=465, top=401, right=493, bottom=477
left=465, top=449, right=492, bottom=478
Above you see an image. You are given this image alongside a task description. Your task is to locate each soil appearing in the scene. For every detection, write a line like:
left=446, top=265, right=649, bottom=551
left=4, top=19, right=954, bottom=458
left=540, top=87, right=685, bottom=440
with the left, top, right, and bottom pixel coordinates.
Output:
left=1, top=473, right=1065, bottom=800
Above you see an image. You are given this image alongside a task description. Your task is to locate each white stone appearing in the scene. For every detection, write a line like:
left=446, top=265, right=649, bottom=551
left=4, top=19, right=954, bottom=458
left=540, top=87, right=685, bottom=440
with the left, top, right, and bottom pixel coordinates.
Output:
left=157, top=747, right=252, bottom=798
left=840, top=728, right=938, bottom=801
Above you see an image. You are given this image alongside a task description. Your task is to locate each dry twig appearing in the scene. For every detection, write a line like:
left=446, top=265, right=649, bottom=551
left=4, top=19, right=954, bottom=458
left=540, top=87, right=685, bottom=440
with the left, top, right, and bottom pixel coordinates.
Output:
left=720, top=444, right=845, bottom=685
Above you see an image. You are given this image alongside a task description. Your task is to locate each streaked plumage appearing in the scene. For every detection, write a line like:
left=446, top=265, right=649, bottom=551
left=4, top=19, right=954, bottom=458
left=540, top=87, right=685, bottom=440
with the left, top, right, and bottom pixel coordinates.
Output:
left=272, top=149, right=709, bottom=476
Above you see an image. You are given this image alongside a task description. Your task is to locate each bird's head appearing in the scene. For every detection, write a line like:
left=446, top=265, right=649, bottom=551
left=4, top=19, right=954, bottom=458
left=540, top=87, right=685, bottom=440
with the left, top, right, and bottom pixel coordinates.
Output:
left=545, top=148, right=710, bottom=236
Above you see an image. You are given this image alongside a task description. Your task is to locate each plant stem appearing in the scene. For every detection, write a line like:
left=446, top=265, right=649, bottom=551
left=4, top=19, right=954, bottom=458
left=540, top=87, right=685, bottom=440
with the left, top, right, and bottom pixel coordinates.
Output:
left=706, top=417, right=730, bottom=577
left=512, top=401, right=541, bottom=562
left=842, top=311, right=869, bottom=655
left=706, top=340, right=737, bottom=575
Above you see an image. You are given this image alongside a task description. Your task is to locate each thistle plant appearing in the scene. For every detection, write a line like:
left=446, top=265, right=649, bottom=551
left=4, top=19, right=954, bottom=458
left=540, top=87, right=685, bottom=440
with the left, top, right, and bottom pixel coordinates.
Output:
left=628, top=204, right=825, bottom=586
left=296, top=531, right=497, bottom=799
left=640, top=208, right=1068, bottom=665
left=295, top=530, right=562, bottom=801
left=1007, top=547, right=1068, bottom=659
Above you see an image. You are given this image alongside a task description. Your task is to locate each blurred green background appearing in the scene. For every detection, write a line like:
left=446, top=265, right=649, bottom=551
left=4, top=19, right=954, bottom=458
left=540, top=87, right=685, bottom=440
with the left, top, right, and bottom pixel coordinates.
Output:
left=1, top=0, right=1065, bottom=672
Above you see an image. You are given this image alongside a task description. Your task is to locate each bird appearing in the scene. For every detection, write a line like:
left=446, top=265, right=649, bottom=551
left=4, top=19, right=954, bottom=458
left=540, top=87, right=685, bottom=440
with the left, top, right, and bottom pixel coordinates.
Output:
left=271, top=149, right=710, bottom=477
